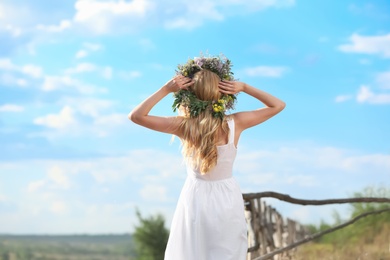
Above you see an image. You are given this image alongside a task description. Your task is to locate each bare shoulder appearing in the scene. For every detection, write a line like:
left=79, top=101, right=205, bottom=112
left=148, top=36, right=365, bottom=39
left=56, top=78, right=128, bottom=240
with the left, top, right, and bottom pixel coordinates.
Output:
left=230, top=104, right=285, bottom=133
left=131, top=113, right=185, bottom=137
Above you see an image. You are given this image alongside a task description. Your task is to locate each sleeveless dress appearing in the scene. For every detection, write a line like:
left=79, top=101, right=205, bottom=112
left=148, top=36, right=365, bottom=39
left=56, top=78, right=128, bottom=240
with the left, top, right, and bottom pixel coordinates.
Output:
left=164, top=119, right=248, bottom=260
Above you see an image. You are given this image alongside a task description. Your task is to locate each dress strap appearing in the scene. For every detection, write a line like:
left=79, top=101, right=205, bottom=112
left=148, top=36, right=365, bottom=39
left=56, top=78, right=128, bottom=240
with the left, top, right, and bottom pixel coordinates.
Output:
left=227, top=118, right=235, bottom=144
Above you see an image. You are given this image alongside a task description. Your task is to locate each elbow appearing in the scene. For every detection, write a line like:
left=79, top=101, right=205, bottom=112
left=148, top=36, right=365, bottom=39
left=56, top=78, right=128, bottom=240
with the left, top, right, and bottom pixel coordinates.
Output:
left=279, top=101, right=286, bottom=111
left=128, top=110, right=140, bottom=124
left=275, top=101, right=286, bottom=113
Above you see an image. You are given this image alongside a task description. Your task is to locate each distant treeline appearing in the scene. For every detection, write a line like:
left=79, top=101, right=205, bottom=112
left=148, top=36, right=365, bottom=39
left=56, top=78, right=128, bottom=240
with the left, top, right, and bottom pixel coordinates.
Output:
left=0, top=234, right=135, bottom=260
left=0, top=234, right=132, bottom=243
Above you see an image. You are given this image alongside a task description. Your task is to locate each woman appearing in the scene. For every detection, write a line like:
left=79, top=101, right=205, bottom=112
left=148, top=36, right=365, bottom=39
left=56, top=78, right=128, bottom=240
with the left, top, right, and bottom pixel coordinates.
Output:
left=129, top=55, right=285, bottom=260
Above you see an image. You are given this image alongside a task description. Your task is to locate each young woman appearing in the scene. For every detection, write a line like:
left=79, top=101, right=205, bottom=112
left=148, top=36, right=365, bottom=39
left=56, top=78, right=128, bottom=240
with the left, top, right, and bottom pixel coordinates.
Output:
left=129, top=55, right=285, bottom=260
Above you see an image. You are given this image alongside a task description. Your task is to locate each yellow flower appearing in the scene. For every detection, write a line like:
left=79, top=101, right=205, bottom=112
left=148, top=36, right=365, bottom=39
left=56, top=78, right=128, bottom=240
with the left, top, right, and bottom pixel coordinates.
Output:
left=183, top=71, right=188, bottom=76
left=218, top=99, right=224, bottom=104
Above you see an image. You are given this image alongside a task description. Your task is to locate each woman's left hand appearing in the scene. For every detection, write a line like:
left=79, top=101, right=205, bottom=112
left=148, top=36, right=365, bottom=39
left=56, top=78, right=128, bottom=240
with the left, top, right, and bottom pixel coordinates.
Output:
left=165, top=75, right=194, bottom=93
left=218, top=80, right=245, bottom=94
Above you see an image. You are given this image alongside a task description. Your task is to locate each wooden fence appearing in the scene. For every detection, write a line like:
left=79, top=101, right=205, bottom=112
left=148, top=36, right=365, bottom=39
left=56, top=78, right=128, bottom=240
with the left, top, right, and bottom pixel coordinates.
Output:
left=244, top=197, right=308, bottom=260
left=242, top=191, right=390, bottom=260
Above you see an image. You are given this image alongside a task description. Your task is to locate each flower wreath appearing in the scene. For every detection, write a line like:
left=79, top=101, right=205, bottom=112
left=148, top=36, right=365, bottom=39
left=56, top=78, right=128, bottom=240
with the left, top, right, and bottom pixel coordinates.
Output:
left=172, top=54, right=237, bottom=120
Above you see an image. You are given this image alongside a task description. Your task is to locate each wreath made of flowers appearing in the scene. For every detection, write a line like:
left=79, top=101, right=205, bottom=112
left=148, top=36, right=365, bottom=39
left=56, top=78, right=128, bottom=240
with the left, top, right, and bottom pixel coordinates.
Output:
left=172, top=54, right=237, bottom=120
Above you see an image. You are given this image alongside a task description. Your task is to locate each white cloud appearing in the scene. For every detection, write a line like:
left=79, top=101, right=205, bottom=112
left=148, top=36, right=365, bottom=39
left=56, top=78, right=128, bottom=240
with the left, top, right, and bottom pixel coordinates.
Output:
left=36, top=20, right=72, bottom=33
left=83, top=42, right=102, bottom=51
left=93, top=113, right=127, bottom=137
left=242, top=66, right=288, bottom=77
left=34, top=106, right=76, bottom=129
left=164, top=0, right=295, bottom=29
left=102, top=66, right=113, bottom=79
left=69, top=0, right=294, bottom=34
left=342, top=153, right=390, bottom=172
left=0, top=194, right=6, bottom=202
left=4, top=24, right=22, bottom=37
left=335, top=95, right=353, bottom=103
left=0, top=2, right=30, bottom=28
left=84, top=149, right=184, bottom=183
left=285, top=174, right=317, bottom=187
left=1, top=143, right=388, bottom=233
left=75, top=42, right=102, bottom=59
left=0, top=58, right=15, bottom=70
left=0, top=0, right=295, bottom=42
left=0, top=104, right=24, bottom=112
left=0, top=58, right=43, bottom=79
left=48, top=166, right=70, bottom=189
left=22, top=64, right=43, bottom=78
left=30, top=97, right=127, bottom=138
left=140, top=184, right=169, bottom=201
left=164, top=1, right=223, bottom=29
left=61, top=97, right=113, bottom=118
left=338, top=33, right=390, bottom=58
left=94, top=113, right=126, bottom=126
left=64, top=62, right=97, bottom=74
left=118, top=70, right=142, bottom=80
left=50, top=201, right=68, bottom=214
left=75, top=50, right=88, bottom=59
left=0, top=73, right=26, bottom=87
left=356, top=85, right=390, bottom=104
left=73, top=0, right=154, bottom=34
left=42, top=76, right=71, bottom=91
left=27, top=180, right=46, bottom=193
left=42, top=75, right=107, bottom=94
left=236, top=145, right=390, bottom=191
left=336, top=70, right=390, bottom=105
left=64, top=62, right=113, bottom=80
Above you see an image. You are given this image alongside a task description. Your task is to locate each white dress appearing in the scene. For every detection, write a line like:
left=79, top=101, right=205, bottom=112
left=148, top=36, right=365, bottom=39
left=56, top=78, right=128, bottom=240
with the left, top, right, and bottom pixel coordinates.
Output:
left=165, top=119, right=247, bottom=260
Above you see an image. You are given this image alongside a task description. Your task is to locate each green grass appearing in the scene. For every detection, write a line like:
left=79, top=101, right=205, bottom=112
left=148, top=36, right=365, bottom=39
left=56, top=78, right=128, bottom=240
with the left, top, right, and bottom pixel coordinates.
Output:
left=295, top=224, right=390, bottom=260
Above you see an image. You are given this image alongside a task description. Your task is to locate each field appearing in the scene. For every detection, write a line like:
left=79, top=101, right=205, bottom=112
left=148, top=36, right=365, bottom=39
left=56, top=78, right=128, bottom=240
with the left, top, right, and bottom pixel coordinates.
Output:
left=0, top=234, right=135, bottom=260
left=295, top=224, right=390, bottom=260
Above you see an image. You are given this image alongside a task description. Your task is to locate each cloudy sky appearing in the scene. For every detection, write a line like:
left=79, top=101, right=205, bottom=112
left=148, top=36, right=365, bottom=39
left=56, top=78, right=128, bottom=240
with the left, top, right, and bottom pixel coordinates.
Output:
left=0, top=0, right=389, bottom=234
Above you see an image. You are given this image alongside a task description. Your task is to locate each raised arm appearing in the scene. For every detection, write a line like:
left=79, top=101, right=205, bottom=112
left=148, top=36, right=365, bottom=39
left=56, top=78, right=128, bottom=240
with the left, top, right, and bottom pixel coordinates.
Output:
left=128, top=75, right=194, bottom=136
left=219, top=81, right=285, bottom=135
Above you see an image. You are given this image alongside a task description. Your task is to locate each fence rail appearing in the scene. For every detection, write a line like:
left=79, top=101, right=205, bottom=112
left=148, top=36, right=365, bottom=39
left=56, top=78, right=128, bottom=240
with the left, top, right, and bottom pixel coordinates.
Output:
left=242, top=191, right=390, bottom=260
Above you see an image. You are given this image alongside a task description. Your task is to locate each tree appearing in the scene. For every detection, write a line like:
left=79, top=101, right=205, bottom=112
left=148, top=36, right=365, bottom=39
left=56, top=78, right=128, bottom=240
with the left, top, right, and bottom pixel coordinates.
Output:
left=133, top=209, right=169, bottom=260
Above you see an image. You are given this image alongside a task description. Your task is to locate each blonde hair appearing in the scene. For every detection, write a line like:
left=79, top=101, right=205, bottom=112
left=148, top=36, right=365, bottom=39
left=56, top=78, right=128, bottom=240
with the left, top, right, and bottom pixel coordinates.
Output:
left=179, top=70, right=229, bottom=174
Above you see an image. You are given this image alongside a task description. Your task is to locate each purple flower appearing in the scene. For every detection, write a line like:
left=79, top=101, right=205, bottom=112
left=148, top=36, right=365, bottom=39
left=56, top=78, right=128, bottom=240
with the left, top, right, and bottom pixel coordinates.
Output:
left=194, top=57, right=204, bottom=67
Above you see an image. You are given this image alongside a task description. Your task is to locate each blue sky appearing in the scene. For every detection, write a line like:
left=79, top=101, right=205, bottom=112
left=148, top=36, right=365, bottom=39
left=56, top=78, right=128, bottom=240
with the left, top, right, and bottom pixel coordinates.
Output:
left=0, top=0, right=389, bottom=234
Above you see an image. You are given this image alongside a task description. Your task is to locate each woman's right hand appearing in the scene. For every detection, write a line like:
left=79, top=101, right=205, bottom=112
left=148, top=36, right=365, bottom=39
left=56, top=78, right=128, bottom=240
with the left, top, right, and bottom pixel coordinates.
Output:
left=218, top=80, right=245, bottom=95
left=165, top=75, right=194, bottom=93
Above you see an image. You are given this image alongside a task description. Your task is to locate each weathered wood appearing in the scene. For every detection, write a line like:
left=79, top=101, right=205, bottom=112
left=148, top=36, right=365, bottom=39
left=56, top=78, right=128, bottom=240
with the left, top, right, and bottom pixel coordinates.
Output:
left=244, top=198, right=308, bottom=259
left=243, top=191, right=390, bottom=205
left=243, top=191, right=390, bottom=259
left=251, top=207, right=390, bottom=260
left=259, top=199, right=267, bottom=255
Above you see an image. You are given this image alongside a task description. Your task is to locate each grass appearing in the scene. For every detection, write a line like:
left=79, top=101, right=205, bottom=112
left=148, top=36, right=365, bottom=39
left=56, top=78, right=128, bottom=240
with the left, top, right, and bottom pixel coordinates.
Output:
left=295, top=224, right=390, bottom=260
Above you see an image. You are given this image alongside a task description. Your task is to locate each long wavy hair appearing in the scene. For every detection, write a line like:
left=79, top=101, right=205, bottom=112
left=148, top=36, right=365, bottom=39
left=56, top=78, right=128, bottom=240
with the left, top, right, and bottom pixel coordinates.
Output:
left=179, top=70, right=229, bottom=174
